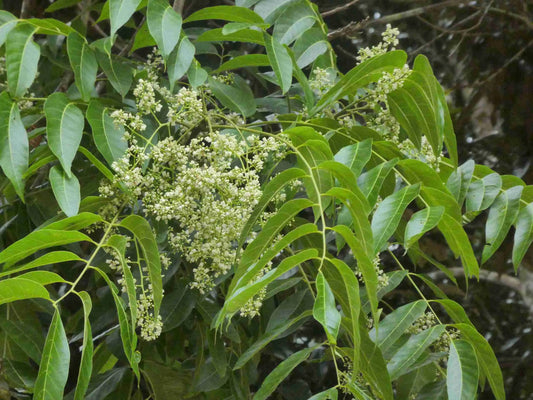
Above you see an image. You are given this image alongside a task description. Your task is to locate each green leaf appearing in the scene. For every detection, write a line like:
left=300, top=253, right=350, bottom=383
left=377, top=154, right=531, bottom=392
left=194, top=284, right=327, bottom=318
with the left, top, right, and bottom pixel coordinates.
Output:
left=49, top=165, right=81, bottom=217
left=86, top=99, right=128, bottom=166
left=147, top=0, right=182, bottom=58
left=253, top=346, right=316, bottom=400
left=482, top=186, right=523, bottom=263
left=264, top=33, right=292, bottom=94
left=0, top=92, right=29, bottom=200
left=0, top=251, right=82, bottom=278
left=94, top=45, right=133, bottom=98
left=221, top=21, right=268, bottom=35
left=292, top=28, right=328, bottom=68
left=208, top=76, right=256, bottom=117
left=371, top=184, right=420, bottom=254
left=6, top=23, right=40, bottom=97
left=44, top=92, right=84, bottom=176
left=513, top=202, right=533, bottom=270
left=359, top=326, right=394, bottom=400
left=120, top=215, right=163, bottom=314
left=233, top=310, right=312, bottom=370
left=358, top=158, right=398, bottom=207
left=16, top=270, right=67, bottom=285
left=453, top=323, right=504, bottom=400
left=404, top=206, right=444, bottom=249
left=0, top=11, right=17, bottom=47
left=34, top=309, right=70, bottom=400
left=387, top=325, right=445, bottom=379
left=308, top=388, right=338, bottom=400
left=0, top=313, right=44, bottom=363
left=313, top=50, right=407, bottom=115
left=438, top=214, right=479, bottom=279
left=187, top=58, right=208, bottom=88
left=254, top=0, right=298, bottom=23
left=192, top=359, right=227, bottom=392
left=369, top=301, right=427, bottom=354
left=417, top=380, right=447, bottom=400
left=25, top=18, right=74, bottom=35
left=447, top=340, right=479, bottom=400
left=0, top=229, right=91, bottom=268
left=184, top=6, right=264, bottom=24
left=313, top=272, right=341, bottom=344
left=215, top=54, right=270, bottom=73
left=446, top=160, right=474, bottom=206
left=465, top=173, right=502, bottom=213
left=45, top=0, right=83, bottom=12
left=78, top=145, right=115, bottom=181
left=0, top=277, right=49, bottom=305
left=334, top=139, right=372, bottom=178
left=74, top=291, right=93, bottom=400
left=131, top=20, right=156, bottom=52
left=43, top=211, right=102, bottom=231
left=272, top=1, right=315, bottom=45
left=197, top=28, right=265, bottom=45
left=67, top=32, right=98, bottom=101
left=168, top=37, right=195, bottom=91
left=110, top=0, right=142, bottom=36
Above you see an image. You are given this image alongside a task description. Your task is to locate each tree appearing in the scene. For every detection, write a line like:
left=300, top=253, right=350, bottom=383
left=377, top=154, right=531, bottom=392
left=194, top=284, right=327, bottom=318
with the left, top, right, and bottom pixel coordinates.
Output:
left=0, top=1, right=531, bottom=399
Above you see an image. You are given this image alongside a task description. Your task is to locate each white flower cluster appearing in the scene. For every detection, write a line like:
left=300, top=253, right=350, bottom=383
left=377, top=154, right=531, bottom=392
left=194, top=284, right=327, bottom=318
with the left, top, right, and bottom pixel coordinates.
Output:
left=357, top=24, right=400, bottom=64
left=398, top=136, right=443, bottom=170
left=408, top=312, right=436, bottom=334
left=355, top=254, right=389, bottom=289
left=309, top=67, right=334, bottom=95
left=0, top=56, right=5, bottom=76
left=166, top=87, right=204, bottom=126
left=137, top=292, right=163, bottom=341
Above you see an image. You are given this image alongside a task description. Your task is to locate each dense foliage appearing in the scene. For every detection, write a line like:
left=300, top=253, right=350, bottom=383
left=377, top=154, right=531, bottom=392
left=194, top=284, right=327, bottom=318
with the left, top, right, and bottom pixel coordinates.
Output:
left=0, top=1, right=532, bottom=399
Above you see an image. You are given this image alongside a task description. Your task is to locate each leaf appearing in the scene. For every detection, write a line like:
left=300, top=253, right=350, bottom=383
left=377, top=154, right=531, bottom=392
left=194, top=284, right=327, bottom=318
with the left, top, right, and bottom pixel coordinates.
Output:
left=0, top=92, right=29, bottom=200
left=147, top=0, right=182, bottom=58
left=160, top=281, right=195, bottom=332
left=74, top=291, right=93, bottom=400
left=5, top=23, right=40, bottom=97
left=272, top=1, right=315, bottom=45
left=292, top=28, right=329, bottom=68
left=44, top=93, right=84, bottom=176
left=308, top=388, right=338, bottom=400
left=438, top=214, right=479, bottom=279
left=447, top=340, right=479, bottom=400
left=334, top=139, right=372, bottom=178
left=358, top=158, right=398, bottom=207
left=0, top=11, right=17, bottom=47
left=208, top=76, right=256, bottom=117
left=0, top=277, right=49, bottom=305
left=387, top=325, right=445, bottom=379
left=453, top=323, right=504, bottom=400
left=446, top=160, right=474, bottom=206
left=86, top=99, right=128, bottom=166
left=94, top=44, right=133, bottom=98
left=197, top=28, right=265, bottom=45
left=34, top=309, right=70, bottom=400
left=215, top=54, right=270, bottom=73
left=25, top=18, right=74, bottom=35
left=0, top=313, right=44, bottom=363
left=187, top=59, right=208, bottom=88
left=313, top=51, right=407, bottom=115
left=84, top=368, right=128, bottom=400
left=371, top=184, right=420, bottom=254
left=233, top=310, right=312, bottom=369
left=0, top=251, right=82, bottom=278
left=44, top=212, right=102, bottom=231
left=513, top=202, right=533, bottom=270
left=49, top=166, right=81, bottom=217
left=369, top=301, right=427, bottom=354
left=78, top=145, right=115, bottom=181
left=253, top=346, right=316, bottom=400
left=110, top=0, right=142, bottom=36
left=131, top=20, right=156, bottom=52
left=191, top=359, right=227, bottom=392
left=465, top=173, right=502, bottom=213
left=404, top=206, right=444, bottom=249
left=184, top=6, right=264, bottom=24
left=17, top=271, right=67, bottom=285
left=482, top=186, right=523, bottom=263
left=168, top=37, right=195, bottom=91
left=359, top=326, right=394, bottom=400
left=0, top=229, right=91, bottom=268
left=254, top=0, right=299, bottom=23
left=313, top=272, right=341, bottom=344
left=67, top=32, right=98, bottom=101
left=264, top=33, right=293, bottom=94
left=207, top=330, right=227, bottom=377
left=45, top=0, right=83, bottom=12
left=120, top=215, right=163, bottom=314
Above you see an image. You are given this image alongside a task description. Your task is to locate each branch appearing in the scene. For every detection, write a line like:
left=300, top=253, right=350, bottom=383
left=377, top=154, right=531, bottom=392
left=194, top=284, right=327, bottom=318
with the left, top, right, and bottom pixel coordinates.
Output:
left=321, top=0, right=360, bottom=17
left=428, top=267, right=522, bottom=292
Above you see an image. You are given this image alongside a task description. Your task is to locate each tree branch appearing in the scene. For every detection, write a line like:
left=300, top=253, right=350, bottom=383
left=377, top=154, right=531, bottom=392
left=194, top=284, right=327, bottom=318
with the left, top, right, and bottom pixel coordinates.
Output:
left=321, top=0, right=360, bottom=18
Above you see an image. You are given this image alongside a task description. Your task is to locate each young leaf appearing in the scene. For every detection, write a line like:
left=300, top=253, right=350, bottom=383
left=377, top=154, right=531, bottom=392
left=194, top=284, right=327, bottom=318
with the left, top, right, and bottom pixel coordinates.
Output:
left=371, top=184, right=420, bottom=254
left=44, top=93, right=84, bottom=176
left=34, top=309, right=70, bottom=400
left=513, top=202, right=533, bottom=270
left=263, top=33, right=293, bottom=94
left=67, top=32, right=98, bottom=101
left=168, top=37, right=195, bottom=91
left=404, top=206, right=444, bottom=249
left=120, top=215, right=163, bottom=314
left=109, top=0, right=142, bottom=36
left=0, top=278, right=50, bottom=305
left=482, top=186, right=523, bottom=263
left=184, top=5, right=264, bottom=24
left=49, top=166, right=81, bottom=217
left=5, top=23, right=40, bottom=97
left=208, top=76, right=256, bottom=117
left=313, top=272, right=341, bottom=344
left=253, top=346, right=316, bottom=400
left=447, top=340, right=479, bottom=400
left=334, top=139, right=372, bottom=178
left=74, top=291, right=93, bottom=400
left=187, top=58, right=208, bottom=88
left=0, top=92, right=29, bottom=200
left=147, top=0, right=182, bottom=58
left=86, top=99, right=128, bottom=166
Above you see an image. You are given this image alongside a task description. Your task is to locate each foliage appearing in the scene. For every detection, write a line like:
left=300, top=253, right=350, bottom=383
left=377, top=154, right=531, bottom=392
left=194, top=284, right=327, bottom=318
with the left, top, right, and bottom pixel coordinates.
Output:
left=0, top=1, right=532, bottom=399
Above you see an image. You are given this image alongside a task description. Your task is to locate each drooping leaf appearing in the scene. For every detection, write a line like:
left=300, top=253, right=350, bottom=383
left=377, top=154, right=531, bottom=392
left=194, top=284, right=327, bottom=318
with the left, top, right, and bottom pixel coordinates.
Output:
left=49, top=166, right=81, bottom=217
left=447, top=340, right=479, bottom=400
left=360, top=326, right=394, bottom=400
left=187, top=59, right=208, bottom=88
left=0, top=251, right=82, bottom=278
left=513, top=202, right=533, bottom=270
left=184, top=5, right=264, bottom=24
left=74, top=291, right=94, bottom=400
left=93, top=43, right=133, bottom=98
left=44, top=93, right=84, bottom=176
left=168, top=37, right=195, bottom=91
left=0, top=92, right=29, bottom=200
left=67, top=32, right=97, bottom=101
left=5, top=23, right=40, bottom=97
left=313, top=272, right=341, bottom=344
left=263, top=33, right=293, bottom=94
left=404, top=206, right=444, bottom=249
left=446, top=160, right=475, bottom=206
left=34, top=309, right=70, bottom=400
left=86, top=99, right=128, bottom=166
left=147, top=0, right=182, bottom=58
left=109, top=0, right=142, bottom=36
left=253, top=346, right=316, bottom=400
left=208, top=76, right=256, bottom=117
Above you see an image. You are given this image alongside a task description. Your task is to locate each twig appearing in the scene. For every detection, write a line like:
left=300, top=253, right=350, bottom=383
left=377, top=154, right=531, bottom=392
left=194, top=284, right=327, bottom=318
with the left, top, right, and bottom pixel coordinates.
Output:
left=328, top=18, right=368, bottom=40
left=428, top=267, right=522, bottom=292
left=20, top=0, right=31, bottom=18
left=321, top=0, right=360, bottom=17
left=173, top=0, right=185, bottom=14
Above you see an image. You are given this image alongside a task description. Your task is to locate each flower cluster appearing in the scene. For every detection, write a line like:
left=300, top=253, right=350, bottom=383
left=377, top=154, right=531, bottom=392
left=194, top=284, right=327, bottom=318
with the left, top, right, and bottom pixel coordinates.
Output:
left=309, top=67, right=334, bottom=95
left=355, top=254, right=389, bottom=289
left=356, top=24, right=400, bottom=64
left=398, top=136, right=443, bottom=170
